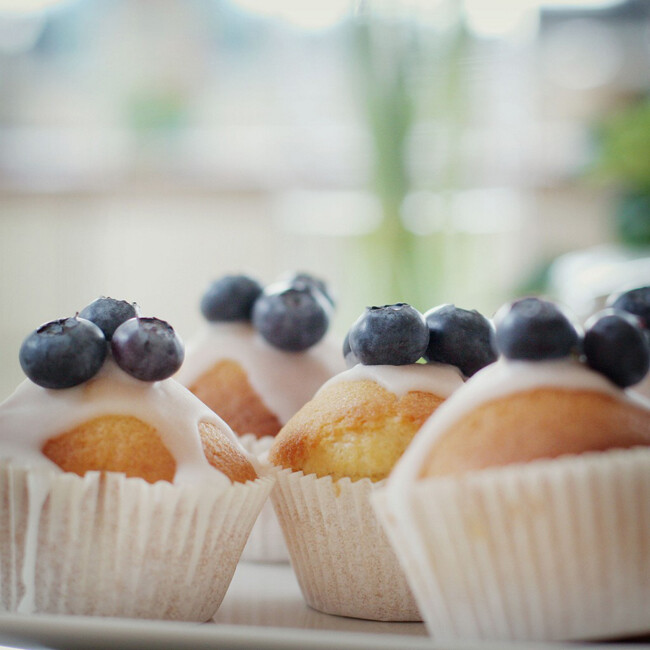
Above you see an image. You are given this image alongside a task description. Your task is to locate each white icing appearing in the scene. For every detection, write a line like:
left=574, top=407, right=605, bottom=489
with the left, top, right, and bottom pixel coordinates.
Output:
left=318, top=362, right=464, bottom=399
left=176, top=323, right=345, bottom=424
left=0, top=360, right=248, bottom=488
left=631, top=372, right=650, bottom=401
left=385, top=358, right=650, bottom=532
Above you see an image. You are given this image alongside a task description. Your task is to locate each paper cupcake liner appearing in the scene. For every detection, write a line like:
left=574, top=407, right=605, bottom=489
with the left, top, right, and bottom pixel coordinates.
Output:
left=270, top=468, right=420, bottom=621
left=373, top=447, right=650, bottom=641
left=238, top=434, right=289, bottom=563
left=0, top=461, right=273, bottom=621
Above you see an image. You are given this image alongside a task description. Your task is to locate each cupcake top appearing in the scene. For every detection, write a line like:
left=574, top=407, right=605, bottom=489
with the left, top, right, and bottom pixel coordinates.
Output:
left=177, top=272, right=345, bottom=437
left=195, top=271, right=334, bottom=353
left=177, top=321, right=342, bottom=426
left=269, top=302, right=494, bottom=482
left=387, top=297, right=650, bottom=483
left=0, top=298, right=257, bottom=487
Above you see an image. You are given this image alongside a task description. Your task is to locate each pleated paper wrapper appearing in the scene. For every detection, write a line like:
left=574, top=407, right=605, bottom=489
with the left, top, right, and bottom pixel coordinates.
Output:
left=0, top=461, right=273, bottom=621
left=238, top=433, right=289, bottom=563
left=271, top=468, right=420, bottom=621
left=373, top=447, right=650, bottom=642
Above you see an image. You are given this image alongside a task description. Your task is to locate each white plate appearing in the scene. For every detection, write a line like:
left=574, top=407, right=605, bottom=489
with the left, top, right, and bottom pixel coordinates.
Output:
left=0, top=562, right=429, bottom=650
left=0, top=563, right=646, bottom=650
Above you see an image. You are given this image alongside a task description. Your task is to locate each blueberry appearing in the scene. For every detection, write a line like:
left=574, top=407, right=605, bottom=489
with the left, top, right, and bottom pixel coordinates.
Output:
left=19, top=317, right=107, bottom=389
left=583, top=309, right=650, bottom=387
left=348, top=303, right=429, bottom=366
left=200, top=275, right=263, bottom=322
left=79, top=297, right=140, bottom=340
left=280, top=271, right=335, bottom=308
left=252, top=286, right=329, bottom=352
left=342, top=331, right=360, bottom=368
left=424, top=304, right=497, bottom=377
left=493, top=297, right=582, bottom=361
left=111, top=318, right=184, bottom=381
left=608, top=286, right=650, bottom=328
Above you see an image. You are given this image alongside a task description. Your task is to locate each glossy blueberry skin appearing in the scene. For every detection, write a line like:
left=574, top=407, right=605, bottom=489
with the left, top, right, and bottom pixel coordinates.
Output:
left=342, top=331, right=359, bottom=368
left=348, top=303, right=429, bottom=366
left=424, top=304, right=497, bottom=377
left=252, top=286, right=329, bottom=352
left=493, top=297, right=582, bottom=361
left=79, top=297, right=140, bottom=340
left=584, top=309, right=650, bottom=388
left=19, top=317, right=107, bottom=389
left=282, top=271, right=335, bottom=308
left=200, top=275, right=263, bottom=322
left=608, top=286, right=650, bottom=328
left=111, top=318, right=184, bottom=381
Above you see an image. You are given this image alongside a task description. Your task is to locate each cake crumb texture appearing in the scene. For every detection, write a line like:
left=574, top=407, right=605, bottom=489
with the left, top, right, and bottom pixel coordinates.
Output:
left=270, top=379, right=443, bottom=482
left=190, top=359, right=282, bottom=439
left=420, top=388, right=650, bottom=478
left=42, top=414, right=257, bottom=484
left=42, top=415, right=176, bottom=483
left=199, top=420, right=258, bottom=483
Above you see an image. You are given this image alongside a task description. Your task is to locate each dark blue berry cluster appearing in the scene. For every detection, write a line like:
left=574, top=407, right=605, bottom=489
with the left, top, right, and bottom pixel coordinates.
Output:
left=608, top=286, right=650, bottom=327
left=200, top=272, right=333, bottom=352
left=492, top=294, right=650, bottom=388
left=344, top=302, right=496, bottom=376
left=20, top=297, right=184, bottom=389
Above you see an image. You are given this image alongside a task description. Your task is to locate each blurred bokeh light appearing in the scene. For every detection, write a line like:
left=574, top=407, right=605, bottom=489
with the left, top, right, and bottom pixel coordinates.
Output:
left=0, top=0, right=649, bottom=397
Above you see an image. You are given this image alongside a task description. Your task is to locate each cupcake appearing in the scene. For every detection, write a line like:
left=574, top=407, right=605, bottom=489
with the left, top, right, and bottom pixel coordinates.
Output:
left=374, top=297, right=650, bottom=641
left=177, top=273, right=344, bottom=562
left=268, top=303, right=495, bottom=621
left=0, top=298, right=273, bottom=620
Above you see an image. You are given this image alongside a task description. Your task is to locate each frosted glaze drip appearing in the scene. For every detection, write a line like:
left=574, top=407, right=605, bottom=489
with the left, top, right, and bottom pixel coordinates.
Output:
left=631, top=373, right=650, bottom=400
left=176, top=323, right=345, bottom=424
left=318, top=363, right=464, bottom=399
left=0, top=360, right=247, bottom=488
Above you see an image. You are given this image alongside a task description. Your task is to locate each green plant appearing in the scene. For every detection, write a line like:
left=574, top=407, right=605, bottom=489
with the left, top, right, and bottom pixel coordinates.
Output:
left=591, top=97, right=650, bottom=246
left=349, top=6, right=469, bottom=309
left=592, top=97, right=650, bottom=193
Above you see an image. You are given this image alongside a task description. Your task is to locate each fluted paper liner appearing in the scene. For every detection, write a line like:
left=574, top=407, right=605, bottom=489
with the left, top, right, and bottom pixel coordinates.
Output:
left=373, top=447, right=650, bottom=641
left=271, top=468, right=420, bottom=621
left=0, top=461, right=273, bottom=621
left=238, top=434, right=289, bottom=563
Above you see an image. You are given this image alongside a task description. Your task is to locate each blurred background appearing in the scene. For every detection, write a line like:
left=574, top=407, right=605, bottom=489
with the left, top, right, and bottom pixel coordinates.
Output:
left=2, top=0, right=650, bottom=398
